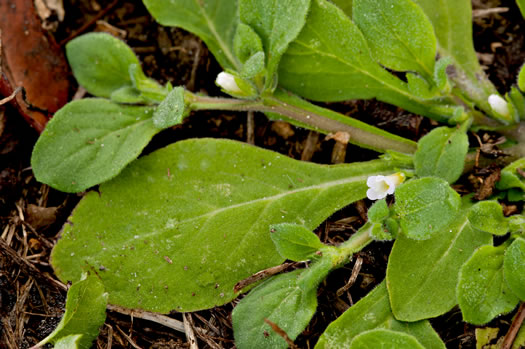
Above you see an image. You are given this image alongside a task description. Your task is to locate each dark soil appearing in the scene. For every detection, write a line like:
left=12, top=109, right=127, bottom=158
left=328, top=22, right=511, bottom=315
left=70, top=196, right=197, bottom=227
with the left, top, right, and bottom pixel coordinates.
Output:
left=0, top=0, right=524, bottom=348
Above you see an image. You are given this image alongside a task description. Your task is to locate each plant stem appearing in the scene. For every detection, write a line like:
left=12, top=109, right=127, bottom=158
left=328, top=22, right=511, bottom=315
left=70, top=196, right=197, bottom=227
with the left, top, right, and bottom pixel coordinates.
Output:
left=186, top=92, right=418, bottom=154
left=336, top=227, right=374, bottom=263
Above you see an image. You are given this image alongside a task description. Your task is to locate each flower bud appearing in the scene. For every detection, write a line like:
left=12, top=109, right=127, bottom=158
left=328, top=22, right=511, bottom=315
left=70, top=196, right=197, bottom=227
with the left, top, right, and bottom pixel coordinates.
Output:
left=488, top=94, right=510, bottom=118
left=216, top=72, right=242, bottom=94
left=215, top=71, right=258, bottom=98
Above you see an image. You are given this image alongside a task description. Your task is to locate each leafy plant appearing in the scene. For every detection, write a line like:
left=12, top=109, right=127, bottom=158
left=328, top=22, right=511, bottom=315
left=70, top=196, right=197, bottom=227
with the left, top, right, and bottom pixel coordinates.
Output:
left=30, top=0, right=525, bottom=347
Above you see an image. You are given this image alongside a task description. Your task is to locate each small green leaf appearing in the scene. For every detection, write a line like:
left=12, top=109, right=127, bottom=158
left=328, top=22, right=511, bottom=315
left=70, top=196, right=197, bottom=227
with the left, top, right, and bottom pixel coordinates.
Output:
left=51, top=138, right=410, bottom=312
left=269, top=223, right=324, bottom=261
left=394, top=177, right=461, bottom=240
left=54, top=335, right=83, bottom=349
left=387, top=206, right=493, bottom=321
left=331, top=0, right=352, bottom=17
left=35, top=275, right=107, bottom=349
left=414, top=127, right=469, bottom=184
left=239, top=0, right=310, bottom=90
left=497, top=158, right=525, bottom=191
left=468, top=201, right=509, bottom=236
left=368, top=199, right=389, bottom=223
left=504, top=237, right=525, bottom=300
left=66, top=33, right=140, bottom=98
left=407, top=73, right=436, bottom=99
left=233, top=263, right=330, bottom=349
left=350, top=329, right=425, bottom=349
left=315, top=282, right=446, bottom=349
left=517, top=0, right=525, bottom=21
left=434, top=57, right=452, bottom=92
left=509, top=215, right=525, bottom=234
left=234, top=22, right=264, bottom=64
left=519, top=63, right=525, bottom=91
left=353, top=0, right=436, bottom=78
left=128, top=64, right=167, bottom=102
left=152, top=87, right=186, bottom=129
left=240, top=51, right=266, bottom=79
left=143, top=0, right=240, bottom=70
left=370, top=222, right=394, bottom=241
left=110, top=86, right=147, bottom=104
left=457, top=245, right=519, bottom=325
left=31, top=99, right=158, bottom=193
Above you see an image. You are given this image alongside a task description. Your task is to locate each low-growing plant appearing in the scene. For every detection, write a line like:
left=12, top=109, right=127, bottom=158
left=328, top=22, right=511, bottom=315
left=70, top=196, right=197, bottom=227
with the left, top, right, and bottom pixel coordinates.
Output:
left=30, top=0, right=525, bottom=347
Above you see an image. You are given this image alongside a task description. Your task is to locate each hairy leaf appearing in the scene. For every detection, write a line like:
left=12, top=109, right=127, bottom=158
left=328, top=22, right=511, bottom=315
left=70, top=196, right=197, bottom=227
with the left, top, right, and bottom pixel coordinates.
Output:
left=368, top=199, right=389, bottom=223
left=394, top=177, right=461, bottom=240
left=31, top=99, right=158, bottom=193
left=239, top=0, right=310, bottom=90
left=458, top=245, right=519, bottom=325
left=497, top=158, right=525, bottom=191
left=233, top=260, right=331, bottom=349
left=387, top=206, right=492, bottom=321
left=51, top=138, right=410, bottom=312
left=143, top=0, right=240, bottom=70
left=316, top=282, right=445, bottom=349
left=468, top=201, right=509, bottom=236
left=353, top=0, right=436, bottom=78
left=152, top=87, right=186, bottom=129
left=35, top=275, right=107, bottom=349
left=278, top=0, right=444, bottom=120
left=350, top=329, right=425, bottom=349
left=504, top=238, right=525, bottom=300
left=54, top=335, right=83, bottom=349
left=414, top=127, right=469, bottom=184
left=66, top=33, right=140, bottom=98
left=270, top=223, right=324, bottom=261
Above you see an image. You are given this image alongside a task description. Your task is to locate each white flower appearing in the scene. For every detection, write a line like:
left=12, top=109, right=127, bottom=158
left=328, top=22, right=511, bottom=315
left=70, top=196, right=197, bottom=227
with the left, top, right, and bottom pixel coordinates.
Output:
left=216, top=72, right=242, bottom=94
left=366, top=172, right=405, bottom=200
left=488, top=94, right=510, bottom=117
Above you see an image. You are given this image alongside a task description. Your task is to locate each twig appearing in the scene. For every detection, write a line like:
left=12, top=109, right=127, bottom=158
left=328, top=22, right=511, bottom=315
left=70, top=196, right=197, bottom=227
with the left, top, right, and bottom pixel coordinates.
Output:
left=234, top=262, right=296, bottom=293
left=472, top=7, right=509, bottom=18
left=264, top=319, right=299, bottom=349
left=502, top=302, right=525, bottom=349
left=0, top=87, right=22, bottom=106
left=115, top=326, right=141, bottom=349
left=106, top=304, right=186, bottom=333
left=183, top=313, right=199, bottom=349
left=247, top=111, right=255, bottom=144
left=59, top=0, right=120, bottom=46
left=336, top=256, right=362, bottom=297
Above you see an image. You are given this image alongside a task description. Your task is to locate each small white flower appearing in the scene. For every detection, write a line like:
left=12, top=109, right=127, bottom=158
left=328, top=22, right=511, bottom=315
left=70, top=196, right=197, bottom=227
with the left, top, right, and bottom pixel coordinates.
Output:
left=216, top=72, right=242, bottom=94
left=488, top=94, right=510, bottom=117
left=366, top=172, right=405, bottom=200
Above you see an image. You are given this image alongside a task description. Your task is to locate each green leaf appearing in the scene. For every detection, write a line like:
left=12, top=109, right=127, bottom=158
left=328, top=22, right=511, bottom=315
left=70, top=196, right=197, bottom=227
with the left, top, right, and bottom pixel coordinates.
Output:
left=414, top=127, right=469, bottom=184
left=269, top=223, right=324, bottom=261
left=517, top=0, right=525, bottom=20
left=31, top=99, right=158, bottom=193
left=152, top=87, right=186, bottom=129
left=504, top=237, right=525, bottom=300
left=407, top=73, right=436, bottom=100
left=239, top=0, right=310, bottom=90
left=497, top=158, right=525, bottom=191
left=54, top=335, right=83, bottom=349
left=35, top=275, right=107, bottom=349
left=278, top=0, right=445, bottom=121
left=457, top=245, right=519, bottom=325
left=143, top=0, right=240, bottom=70
left=315, top=282, right=446, bottom=349
left=387, top=206, right=493, bottom=321
left=394, top=177, right=461, bottom=240
left=240, top=51, right=266, bottom=79
left=128, top=64, right=167, bottom=102
left=508, top=87, right=525, bottom=122
left=352, top=0, right=436, bottom=78
left=331, top=0, right=352, bottom=17
left=51, top=138, right=410, bottom=312
left=350, top=329, right=425, bottom=349
left=433, top=57, right=452, bottom=92
left=110, top=86, right=147, bottom=104
left=233, top=22, right=263, bottom=64
left=233, top=261, right=331, bottom=349
left=468, top=201, right=509, bottom=236
left=368, top=199, right=389, bottom=223
left=66, top=33, right=140, bottom=98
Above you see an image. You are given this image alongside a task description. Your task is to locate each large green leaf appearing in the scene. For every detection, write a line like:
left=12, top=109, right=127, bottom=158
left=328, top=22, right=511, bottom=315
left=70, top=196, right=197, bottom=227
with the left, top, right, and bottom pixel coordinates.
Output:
left=143, top=0, right=240, bottom=70
left=387, top=206, right=493, bottom=321
left=239, top=0, right=310, bottom=89
left=457, top=245, right=519, bottom=325
left=315, top=282, right=445, bottom=349
left=31, top=99, right=159, bottom=193
left=331, top=0, right=352, bottom=17
left=35, top=275, right=107, bottom=349
left=278, top=0, right=443, bottom=120
left=350, top=329, right=425, bottom=349
left=353, top=0, right=436, bottom=78
left=51, top=138, right=410, bottom=312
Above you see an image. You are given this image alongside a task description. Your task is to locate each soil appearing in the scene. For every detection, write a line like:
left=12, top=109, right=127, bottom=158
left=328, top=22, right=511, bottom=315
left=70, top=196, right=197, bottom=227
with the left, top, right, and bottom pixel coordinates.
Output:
left=0, top=0, right=524, bottom=348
